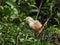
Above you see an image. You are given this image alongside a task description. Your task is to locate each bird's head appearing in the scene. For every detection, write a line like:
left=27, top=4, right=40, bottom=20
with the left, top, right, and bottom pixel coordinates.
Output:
left=25, top=16, right=35, bottom=23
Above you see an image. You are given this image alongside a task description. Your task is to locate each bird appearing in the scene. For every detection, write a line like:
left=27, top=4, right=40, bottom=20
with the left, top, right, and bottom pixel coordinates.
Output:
left=25, top=16, right=44, bottom=33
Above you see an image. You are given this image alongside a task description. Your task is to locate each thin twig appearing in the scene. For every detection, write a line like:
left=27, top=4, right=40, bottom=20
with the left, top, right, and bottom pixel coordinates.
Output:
left=36, top=0, right=43, bottom=19
left=44, top=12, right=53, bottom=26
left=2, top=36, right=5, bottom=45
left=37, top=12, right=53, bottom=36
left=26, top=34, right=29, bottom=39
left=16, top=33, right=19, bottom=45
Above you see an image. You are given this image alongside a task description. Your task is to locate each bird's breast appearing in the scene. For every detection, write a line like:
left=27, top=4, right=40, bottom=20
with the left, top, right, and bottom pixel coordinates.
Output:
left=29, top=22, right=34, bottom=28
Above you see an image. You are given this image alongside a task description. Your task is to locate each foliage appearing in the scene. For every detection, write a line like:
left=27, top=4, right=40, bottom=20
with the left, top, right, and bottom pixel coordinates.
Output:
left=0, top=0, right=60, bottom=45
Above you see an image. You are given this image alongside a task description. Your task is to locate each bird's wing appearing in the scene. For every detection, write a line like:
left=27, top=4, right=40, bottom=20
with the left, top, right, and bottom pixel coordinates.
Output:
left=33, top=20, right=42, bottom=32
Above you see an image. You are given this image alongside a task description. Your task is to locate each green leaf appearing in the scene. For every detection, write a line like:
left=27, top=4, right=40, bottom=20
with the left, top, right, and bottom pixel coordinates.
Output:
left=57, top=12, right=60, bottom=17
left=29, top=9, right=38, bottom=13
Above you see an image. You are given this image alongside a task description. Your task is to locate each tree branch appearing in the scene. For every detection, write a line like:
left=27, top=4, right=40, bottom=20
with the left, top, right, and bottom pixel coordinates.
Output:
left=37, top=11, right=53, bottom=36
left=36, top=0, right=43, bottom=19
left=16, top=33, right=19, bottom=45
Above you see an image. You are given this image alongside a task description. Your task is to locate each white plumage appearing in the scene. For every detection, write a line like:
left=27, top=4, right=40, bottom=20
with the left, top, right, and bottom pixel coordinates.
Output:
left=25, top=16, right=44, bottom=32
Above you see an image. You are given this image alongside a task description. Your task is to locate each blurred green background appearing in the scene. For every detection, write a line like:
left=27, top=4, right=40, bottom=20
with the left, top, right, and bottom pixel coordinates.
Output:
left=0, top=0, right=60, bottom=45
